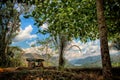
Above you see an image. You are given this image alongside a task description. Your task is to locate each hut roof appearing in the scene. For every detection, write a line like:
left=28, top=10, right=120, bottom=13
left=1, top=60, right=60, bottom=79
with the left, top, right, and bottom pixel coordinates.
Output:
left=26, top=58, right=44, bottom=62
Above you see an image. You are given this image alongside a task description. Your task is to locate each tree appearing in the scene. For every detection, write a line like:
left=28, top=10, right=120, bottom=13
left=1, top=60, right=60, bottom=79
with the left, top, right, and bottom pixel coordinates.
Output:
left=7, top=46, right=23, bottom=67
left=58, top=35, right=68, bottom=69
left=112, top=37, right=120, bottom=50
left=29, top=0, right=97, bottom=69
left=36, top=37, right=53, bottom=66
left=104, top=0, right=120, bottom=50
left=0, top=1, right=20, bottom=67
left=35, top=34, right=68, bottom=68
left=96, top=0, right=112, bottom=80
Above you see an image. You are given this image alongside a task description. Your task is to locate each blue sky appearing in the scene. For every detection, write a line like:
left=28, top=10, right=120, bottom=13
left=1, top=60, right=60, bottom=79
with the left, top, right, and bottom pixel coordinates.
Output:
left=11, top=14, right=49, bottom=48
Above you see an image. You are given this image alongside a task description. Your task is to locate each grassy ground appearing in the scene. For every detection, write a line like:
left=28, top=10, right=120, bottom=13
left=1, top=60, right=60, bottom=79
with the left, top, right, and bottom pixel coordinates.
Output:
left=0, top=67, right=120, bottom=80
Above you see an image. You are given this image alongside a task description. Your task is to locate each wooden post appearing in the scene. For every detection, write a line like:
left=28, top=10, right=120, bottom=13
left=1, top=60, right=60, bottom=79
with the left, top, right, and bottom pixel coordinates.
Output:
left=38, top=62, right=43, bottom=67
left=28, top=61, right=31, bottom=67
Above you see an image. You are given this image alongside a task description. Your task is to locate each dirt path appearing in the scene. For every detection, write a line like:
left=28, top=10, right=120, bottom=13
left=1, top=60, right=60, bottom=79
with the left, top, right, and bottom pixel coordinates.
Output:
left=0, top=67, right=17, bottom=72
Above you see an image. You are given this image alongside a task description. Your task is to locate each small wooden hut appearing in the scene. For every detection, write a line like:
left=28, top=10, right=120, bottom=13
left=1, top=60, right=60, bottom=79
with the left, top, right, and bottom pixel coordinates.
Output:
left=26, top=58, right=44, bottom=68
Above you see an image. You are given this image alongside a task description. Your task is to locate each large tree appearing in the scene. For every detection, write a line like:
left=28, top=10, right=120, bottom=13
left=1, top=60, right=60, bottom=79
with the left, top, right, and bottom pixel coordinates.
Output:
left=28, top=0, right=97, bottom=69
left=0, top=1, right=20, bottom=67
left=96, top=0, right=112, bottom=80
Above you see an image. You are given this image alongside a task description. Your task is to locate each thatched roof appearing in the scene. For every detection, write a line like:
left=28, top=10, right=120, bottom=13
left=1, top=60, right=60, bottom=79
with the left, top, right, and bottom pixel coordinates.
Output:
left=26, top=58, right=44, bottom=62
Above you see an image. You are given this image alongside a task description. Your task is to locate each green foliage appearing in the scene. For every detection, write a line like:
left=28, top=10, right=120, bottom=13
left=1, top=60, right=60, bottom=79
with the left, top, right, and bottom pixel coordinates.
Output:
left=7, top=46, right=23, bottom=67
left=112, top=62, right=120, bottom=67
left=103, top=0, right=120, bottom=50
left=29, top=0, right=119, bottom=42
left=0, top=1, right=21, bottom=67
left=112, top=37, right=120, bottom=50
left=104, top=0, right=120, bottom=40
left=30, top=0, right=98, bottom=42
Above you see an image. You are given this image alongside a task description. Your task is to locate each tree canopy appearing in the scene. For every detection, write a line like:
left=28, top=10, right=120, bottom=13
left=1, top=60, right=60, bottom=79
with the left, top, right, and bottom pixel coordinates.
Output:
left=25, top=0, right=120, bottom=43
left=29, top=0, right=98, bottom=42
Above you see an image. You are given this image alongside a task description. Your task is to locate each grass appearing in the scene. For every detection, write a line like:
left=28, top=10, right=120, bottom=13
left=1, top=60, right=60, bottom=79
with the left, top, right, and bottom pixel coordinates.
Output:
left=0, top=67, right=119, bottom=80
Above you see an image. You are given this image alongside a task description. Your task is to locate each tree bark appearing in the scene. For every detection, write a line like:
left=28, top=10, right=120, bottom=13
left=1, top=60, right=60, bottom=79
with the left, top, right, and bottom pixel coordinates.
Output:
left=58, top=35, right=66, bottom=70
left=58, top=46, right=64, bottom=70
left=0, top=31, right=8, bottom=67
left=96, top=0, right=112, bottom=80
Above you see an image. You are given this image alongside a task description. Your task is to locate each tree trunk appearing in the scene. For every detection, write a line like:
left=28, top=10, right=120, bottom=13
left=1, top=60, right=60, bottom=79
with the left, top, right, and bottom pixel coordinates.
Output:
left=96, top=0, right=112, bottom=80
left=58, top=35, right=66, bottom=70
left=58, top=47, right=64, bottom=70
left=0, top=32, right=8, bottom=67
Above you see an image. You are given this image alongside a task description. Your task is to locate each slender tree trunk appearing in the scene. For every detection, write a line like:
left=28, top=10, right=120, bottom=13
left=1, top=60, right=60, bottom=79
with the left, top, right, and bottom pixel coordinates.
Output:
left=58, top=47, right=64, bottom=70
left=96, top=0, right=112, bottom=80
left=58, top=35, right=66, bottom=70
left=0, top=45, right=8, bottom=67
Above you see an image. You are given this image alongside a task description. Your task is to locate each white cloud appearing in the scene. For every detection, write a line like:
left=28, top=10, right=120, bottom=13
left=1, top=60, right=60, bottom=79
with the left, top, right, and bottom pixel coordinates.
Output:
left=13, top=25, right=37, bottom=42
left=65, top=39, right=120, bottom=61
left=41, top=23, right=48, bottom=30
left=23, top=46, right=54, bottom=55
left=28, top=40, right=37, bottom=47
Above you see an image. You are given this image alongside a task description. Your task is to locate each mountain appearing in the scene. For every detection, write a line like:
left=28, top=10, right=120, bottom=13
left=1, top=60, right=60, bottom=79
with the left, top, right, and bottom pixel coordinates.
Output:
left=70, top=52, right=120, bottom=67
left=111, top=53, right=120, bottom=63
left=70, top=55, right=101, bottom=66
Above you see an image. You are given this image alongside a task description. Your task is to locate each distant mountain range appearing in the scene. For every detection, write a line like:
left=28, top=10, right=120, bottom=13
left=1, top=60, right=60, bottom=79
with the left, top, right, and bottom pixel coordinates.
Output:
left=70, top=52, right=120, bottom=67
left=70, top=55, right=101, bottom=65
